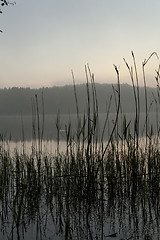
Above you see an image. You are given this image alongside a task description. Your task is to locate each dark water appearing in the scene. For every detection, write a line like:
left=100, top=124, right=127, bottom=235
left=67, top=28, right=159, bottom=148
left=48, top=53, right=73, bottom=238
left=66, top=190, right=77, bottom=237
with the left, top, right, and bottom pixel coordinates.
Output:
left=0, top=112, right=158, bottom=141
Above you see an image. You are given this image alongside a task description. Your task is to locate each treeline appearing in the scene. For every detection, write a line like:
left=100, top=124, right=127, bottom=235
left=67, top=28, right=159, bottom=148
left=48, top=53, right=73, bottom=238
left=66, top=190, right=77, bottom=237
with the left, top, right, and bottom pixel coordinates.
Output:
left=0, top=83, right=158, bottom=115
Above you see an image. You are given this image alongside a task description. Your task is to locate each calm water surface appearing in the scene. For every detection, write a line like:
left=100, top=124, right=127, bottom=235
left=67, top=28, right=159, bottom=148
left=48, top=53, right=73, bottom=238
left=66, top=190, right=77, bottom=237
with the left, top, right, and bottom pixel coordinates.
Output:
left=0, top=112, right=158, bottom=141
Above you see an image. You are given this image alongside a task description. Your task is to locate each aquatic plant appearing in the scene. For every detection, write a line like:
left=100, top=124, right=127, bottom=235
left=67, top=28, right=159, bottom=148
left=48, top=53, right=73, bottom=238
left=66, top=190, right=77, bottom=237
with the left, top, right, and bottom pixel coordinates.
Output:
left=0, top=53, right=160, bottom=239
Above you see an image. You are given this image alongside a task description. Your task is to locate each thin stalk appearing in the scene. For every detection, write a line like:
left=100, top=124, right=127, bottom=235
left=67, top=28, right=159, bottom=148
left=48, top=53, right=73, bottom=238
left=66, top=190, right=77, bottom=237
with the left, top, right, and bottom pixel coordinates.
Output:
left=31, top=97, right=36, bottom=153
left=123, top=57, right=137, bottom=145
left=101, top=95, right=112, bottom=149
left=102, top=65, right=121, bottom=159
left=132, top=51, right=140, bottom=150
left=41, top=91, right=45, bottom=150
left=20, top=112, right=25, bottom=155
left=142, top=52, right=159, bottom=146
left=56, top=110, right=61, bottom=155
left=71, top=70, right=79, bottom=120
left=87, top=65, right=99, bottom=151
left=71, top=70, right=81, bottom=149
left=142, top=61, right=148, bottom=147
left=35, top=94, right=41, bottom=154
left=85, top=65, right=92, bottom=155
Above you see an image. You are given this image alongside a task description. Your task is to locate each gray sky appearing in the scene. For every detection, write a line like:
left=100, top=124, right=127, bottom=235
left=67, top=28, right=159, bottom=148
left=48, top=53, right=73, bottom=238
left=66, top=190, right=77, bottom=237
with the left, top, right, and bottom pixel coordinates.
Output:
left=0, top=0, right=160, bottom=88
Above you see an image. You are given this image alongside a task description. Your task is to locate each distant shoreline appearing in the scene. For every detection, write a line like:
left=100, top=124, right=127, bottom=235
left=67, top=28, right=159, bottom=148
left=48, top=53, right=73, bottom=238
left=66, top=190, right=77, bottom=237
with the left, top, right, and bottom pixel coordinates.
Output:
left=0, top=83, right=158, bottom=115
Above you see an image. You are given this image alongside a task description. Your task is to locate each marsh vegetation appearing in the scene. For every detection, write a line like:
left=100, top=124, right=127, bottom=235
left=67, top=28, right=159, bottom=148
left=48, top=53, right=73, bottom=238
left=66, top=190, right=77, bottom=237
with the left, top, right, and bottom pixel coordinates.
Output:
left=1, top=53, right=160, bottom=239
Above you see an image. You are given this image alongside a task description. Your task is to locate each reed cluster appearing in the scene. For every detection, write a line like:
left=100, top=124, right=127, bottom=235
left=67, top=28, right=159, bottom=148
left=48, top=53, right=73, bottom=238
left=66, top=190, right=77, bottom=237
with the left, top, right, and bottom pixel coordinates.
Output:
left=0, top=53, right=160, bottom=239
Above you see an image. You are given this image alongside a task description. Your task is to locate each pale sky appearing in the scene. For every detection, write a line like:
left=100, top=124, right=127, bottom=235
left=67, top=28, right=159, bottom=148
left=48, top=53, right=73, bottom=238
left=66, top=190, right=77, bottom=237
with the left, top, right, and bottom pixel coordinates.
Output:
left=0, top=0, right=160, bottom=88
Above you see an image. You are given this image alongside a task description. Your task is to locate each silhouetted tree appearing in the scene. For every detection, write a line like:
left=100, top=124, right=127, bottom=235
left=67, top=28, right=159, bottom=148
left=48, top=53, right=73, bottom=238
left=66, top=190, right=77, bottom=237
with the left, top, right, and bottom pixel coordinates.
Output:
left=0, top=0, right=8, bottom=13
left=0, top=0, right=14, bottom=32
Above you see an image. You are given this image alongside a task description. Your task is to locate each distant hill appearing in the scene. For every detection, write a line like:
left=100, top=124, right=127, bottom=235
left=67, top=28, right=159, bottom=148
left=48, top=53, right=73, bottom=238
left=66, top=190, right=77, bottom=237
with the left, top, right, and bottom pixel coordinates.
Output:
left=0, top=83, right=158, bottom=115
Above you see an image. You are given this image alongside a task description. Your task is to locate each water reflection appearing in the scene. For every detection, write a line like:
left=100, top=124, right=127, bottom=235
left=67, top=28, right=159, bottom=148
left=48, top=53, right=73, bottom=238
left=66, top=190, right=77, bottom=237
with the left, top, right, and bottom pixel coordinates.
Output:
left=0, top=139, right=67, bottom=156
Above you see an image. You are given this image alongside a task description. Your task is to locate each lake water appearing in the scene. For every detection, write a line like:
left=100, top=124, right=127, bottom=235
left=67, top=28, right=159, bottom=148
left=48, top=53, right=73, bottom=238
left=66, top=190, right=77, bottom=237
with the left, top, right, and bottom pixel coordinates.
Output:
left=0, top=112, right=158, bottom=154
left=0, top=112, right=158, bottom=140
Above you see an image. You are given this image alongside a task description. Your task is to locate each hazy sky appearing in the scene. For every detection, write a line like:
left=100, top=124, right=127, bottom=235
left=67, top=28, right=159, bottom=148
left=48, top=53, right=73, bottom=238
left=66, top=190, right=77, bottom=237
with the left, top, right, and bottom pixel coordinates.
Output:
left=0, top=0, right=160, bottom=88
